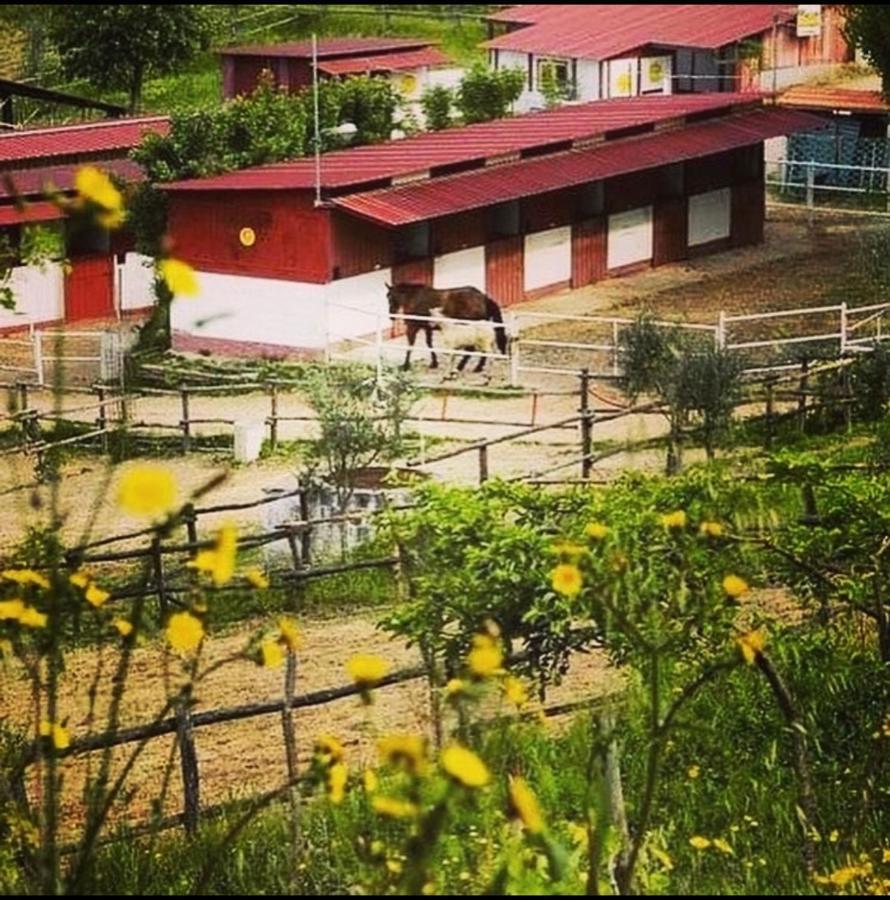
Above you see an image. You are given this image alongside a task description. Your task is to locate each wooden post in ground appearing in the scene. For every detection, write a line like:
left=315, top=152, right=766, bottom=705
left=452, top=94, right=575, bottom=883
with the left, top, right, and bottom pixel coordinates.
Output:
left=96, top=386, right=108, bottom=454
left=17, top=381, right=29, bottom=414
left=269, top=384, right=279, bottom=451
left=797, top=359, right=809, bottom=433
left=180, top=389, right=191, bottom=453
left=579, top=368, right=593, bottom=480
left=298, top=483, right=312, bottom=566
left=175, top=700, right=201, bottom=835
left=478, top=444, right=489, bottom=484
left=280, top=651, right=301, bottom=865
left=183, top=503, right=198, bottom=556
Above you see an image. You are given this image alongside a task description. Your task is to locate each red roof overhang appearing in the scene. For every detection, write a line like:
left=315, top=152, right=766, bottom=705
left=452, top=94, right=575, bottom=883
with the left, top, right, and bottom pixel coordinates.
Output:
left=332, top=107, right=823, bottom=227
left=318, top=47, right=451, bottom=76
left=0, top=200, right=64, bottom=227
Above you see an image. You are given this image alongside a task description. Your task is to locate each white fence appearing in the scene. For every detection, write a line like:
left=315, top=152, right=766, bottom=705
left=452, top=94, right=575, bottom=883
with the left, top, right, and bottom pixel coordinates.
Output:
left=766, top=158, right=890, bottom=214
left=0, top=330, right=133, bottom=386
left=328, top=300, right=890, bottom=386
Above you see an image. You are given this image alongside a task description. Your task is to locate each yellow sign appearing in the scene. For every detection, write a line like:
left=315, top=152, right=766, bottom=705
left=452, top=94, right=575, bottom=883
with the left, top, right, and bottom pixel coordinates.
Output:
left=648, top=60, right=664, bottom=84
left=615, top=71, right=632, bottom=95
left=239, top=227, right=256, bottom=248
left=796, top=4, right=821, bottom=38
left=397, top=72, right=418, bottom=95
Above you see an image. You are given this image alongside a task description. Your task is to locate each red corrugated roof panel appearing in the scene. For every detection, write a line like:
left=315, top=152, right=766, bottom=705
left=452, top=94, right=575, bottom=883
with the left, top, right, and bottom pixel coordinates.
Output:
left=318, top=46, right=451, bottom=76
left=0, top=159, right=146, bottom=200
left=0, top=200, right=64, bottom=227
left=162, top=93, right=764, bottom=193
left=218, top=37, right=432, bottom=59
left=485, top=4, right=795, bottom=60
left=0, top=116, right=168, bottom=164
left=778, top=85, right=890, bottom=114
left=332, top=107, right=823, bottom=226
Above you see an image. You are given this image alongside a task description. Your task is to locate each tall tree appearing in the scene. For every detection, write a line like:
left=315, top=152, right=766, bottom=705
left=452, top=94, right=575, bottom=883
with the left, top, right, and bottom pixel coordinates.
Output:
left=844, top=5, right=890, bottom=96
left=48, top=5, right=218, bottom=113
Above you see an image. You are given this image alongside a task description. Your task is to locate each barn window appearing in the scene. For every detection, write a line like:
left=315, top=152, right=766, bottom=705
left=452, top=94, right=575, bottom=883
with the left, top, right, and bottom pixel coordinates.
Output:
left=577, top=182, right=604, bottom=218
left=395, top=221, right=430, bottom=261
left=490, top=200, right=520, bottom=237
left=536, top=57, right=573, bottom=98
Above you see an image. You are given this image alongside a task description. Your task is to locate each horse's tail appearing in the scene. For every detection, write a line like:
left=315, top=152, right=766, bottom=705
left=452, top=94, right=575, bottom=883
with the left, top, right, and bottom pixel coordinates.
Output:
left=484, top=296, right=508, bottom=355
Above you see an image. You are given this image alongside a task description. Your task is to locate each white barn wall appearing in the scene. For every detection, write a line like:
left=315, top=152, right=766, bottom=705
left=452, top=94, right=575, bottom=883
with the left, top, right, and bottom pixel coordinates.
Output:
left=118, top=253, right=156, bottom=312
left=0, top=263, right=64, bottom=329
left=326, top=268, right=391, bottom=341
left=575, top=58, right=599, bottom=101
left=607, top=206, right=653, bottom=269
left=171, top=271, right=329, bottom=349
left=523, top=226, right=571, bottom=291
left=688, top=188, right=731, bottom=247
left=433, top=247, right=486, bottom=291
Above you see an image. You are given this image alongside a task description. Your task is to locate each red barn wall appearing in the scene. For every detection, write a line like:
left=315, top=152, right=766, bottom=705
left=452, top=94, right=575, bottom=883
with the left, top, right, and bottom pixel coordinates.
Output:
left=571, top=217, right=606, bottom=287
left=330, top=210, right=392, bottom=279
left=167, top=189, right=331, bottom=283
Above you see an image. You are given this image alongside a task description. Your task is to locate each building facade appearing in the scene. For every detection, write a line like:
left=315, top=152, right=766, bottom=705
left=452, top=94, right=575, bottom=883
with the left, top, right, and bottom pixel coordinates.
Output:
left=163, top=93, right=820, bottom=358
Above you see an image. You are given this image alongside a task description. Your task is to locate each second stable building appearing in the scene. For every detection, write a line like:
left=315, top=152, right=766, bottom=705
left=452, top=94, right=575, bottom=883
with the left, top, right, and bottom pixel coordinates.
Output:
left=163, top=92, right=821, bottom=358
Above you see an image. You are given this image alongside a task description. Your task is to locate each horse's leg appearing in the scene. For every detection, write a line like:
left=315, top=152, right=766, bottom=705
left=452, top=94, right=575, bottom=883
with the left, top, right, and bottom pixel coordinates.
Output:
left=474, top=353, right=486, bottom=374
left=457, top=350, right=471, bottom=373
left=403, top=325, right=416, bottom=371
left=425, top=325, right=438, bottom=369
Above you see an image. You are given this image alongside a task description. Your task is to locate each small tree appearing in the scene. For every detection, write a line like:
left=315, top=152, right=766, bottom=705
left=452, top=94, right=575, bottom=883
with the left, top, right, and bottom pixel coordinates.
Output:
left=455, top=64, right=525, bottom=124
left=301, top=365, right=417, bottom=520
left=538, top=61, right=569, bottom=108
left=421, top=84, right=454, bottom=130
left=620, top=314, right=741, bottom=472
left=48, top=5, right=219, bottom=113
left=845, top=5, right=890, bottom=97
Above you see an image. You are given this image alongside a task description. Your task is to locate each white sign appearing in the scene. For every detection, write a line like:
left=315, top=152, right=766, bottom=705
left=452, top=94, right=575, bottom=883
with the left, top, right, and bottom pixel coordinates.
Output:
left=796, top=5, right=822, bottom=38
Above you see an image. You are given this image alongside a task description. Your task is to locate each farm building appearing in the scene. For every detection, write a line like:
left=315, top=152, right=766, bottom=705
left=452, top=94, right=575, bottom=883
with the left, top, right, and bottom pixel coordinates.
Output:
left=217, top=37, right=462, bottom=118
left=162, top=91, right=821, bottom=359
left=0, top=116, right=168, bottom=332
left=484, top=4, right=853, bottom=111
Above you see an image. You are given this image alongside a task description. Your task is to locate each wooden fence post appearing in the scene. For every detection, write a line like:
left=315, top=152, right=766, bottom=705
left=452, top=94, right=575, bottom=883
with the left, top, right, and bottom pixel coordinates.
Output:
left=269, top=384, right=279, bottom=451
left=96, top=386, right=108, bottom=454
left=17, top=381, right=29, bottom=414
left=175, top=701, right=201, bottom=835
left=180, top=389, right=191, bottom=454
left=280, top=651, right=301, bottom=863
left=183, top=503, right=198, bottom=556
left=797, top=360, right=810, bottom=433
left=579, top=368, right=593, bottom=480
left=478, top=444, right=489, bottom=484
left=298, top=484, right=312, bottom=566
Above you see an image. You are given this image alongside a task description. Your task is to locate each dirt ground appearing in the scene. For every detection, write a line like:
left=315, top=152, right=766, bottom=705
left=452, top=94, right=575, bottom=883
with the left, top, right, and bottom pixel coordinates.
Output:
left=0, top=608, right=622, bottom=832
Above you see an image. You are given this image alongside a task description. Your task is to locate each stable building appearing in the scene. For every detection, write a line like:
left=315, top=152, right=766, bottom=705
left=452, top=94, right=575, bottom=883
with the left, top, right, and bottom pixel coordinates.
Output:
left=163, top=92, right=820, bottom=359
left=0, top=116, right=168, bottom=332
left=484, top=4, right=853, bottom=110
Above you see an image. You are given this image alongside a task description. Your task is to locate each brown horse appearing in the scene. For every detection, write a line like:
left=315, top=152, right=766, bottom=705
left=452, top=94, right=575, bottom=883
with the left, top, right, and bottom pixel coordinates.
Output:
left=386, top=283, right=508, bottom=372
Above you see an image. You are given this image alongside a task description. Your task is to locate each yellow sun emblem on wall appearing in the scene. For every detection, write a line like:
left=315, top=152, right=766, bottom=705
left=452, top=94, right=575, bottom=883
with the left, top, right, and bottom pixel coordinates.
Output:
left=239, top=227, right=256, bottom=247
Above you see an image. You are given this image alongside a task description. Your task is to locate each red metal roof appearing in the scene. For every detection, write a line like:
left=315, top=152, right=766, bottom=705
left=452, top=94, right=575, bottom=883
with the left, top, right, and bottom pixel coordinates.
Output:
left=0, top=116, right=168, bottom=165
left=0, top=159, right=145, bottom=200
left=777, top=85, right=890, bottom=115
left=485, top=5, right=795, bottom=60
left=162, top=93, right=764, bottom=193
left=217, top=37, right=433, bottom=59
left=318, top=46, right=451, bottom=76
left=0, top=200, right=64, bottom=227
left=332, top=107, right=823, bottom=226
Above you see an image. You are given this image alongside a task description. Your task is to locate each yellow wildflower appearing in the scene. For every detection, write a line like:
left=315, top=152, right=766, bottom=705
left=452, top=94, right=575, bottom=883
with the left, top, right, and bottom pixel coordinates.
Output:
left=260, top=639, right=284, bottom=668
left=502, top=675, right=529, bottom=709
left=467, top=633, right=503, bottom=678
left=652, top=848, right=674, bottom=871
left=737, top=630, right=765, bottom=665
left=445, top=678, right=467, bottom=697
left=722, top=574, right=749, bottom=598
left=346, top=653, right=389, bottom=689
left=160, top=258, right=199, bottom=297
left=713, top=838, right=733, bottom=855
left=245, top=567, right=269, bottom=590
left=39, top=721, right=70, bottom=751
left=277, top=617, right=300, bottom=652
left=827, top=866, right=864, bottom=888
left=117, top=465, right=178, bottom=518
left=660, top=510, right=687, bottom=529
left=165, top=611, right=204, bottom=654
left=19, top=606, right=48, bottom=628
left=188, top=523, right=237, bottom=587
left=69, top=571, right=91, bottom=589
left=2, top=569, right=50, bottom=590
left=441, top=744, right=490, bottom=789
left=113, top=618, right=133, bottom=637
left=829, top=829, right=839, bottom=843
left=689, top=836, right=711, bottom=850
left=0, top=599, right=25, bottom=621
left=363, top=768, right=378, bottom=794
left=700, top=521, right=724, bottom=537
left=687, top=764, right=700, bottom=780
left=882, top=849, right=890, bottom=864
left=328, top=762, right=348, bottom=804
left=314, top=734, right=345, bottom=766
left=551, top=563, right=582, bottom=597
left=378, top=734, right=426, bottom=774
left=85, top=583, right=110, bottom=608
left=507, top=776, right=544, bottom=834
left=567, top=822, right=589, bottom=847
left=74, top=166, right=123, bottom=215
left=372, top=796, right=419, bottom=819
left=584, top=521, right=609, bottom=540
